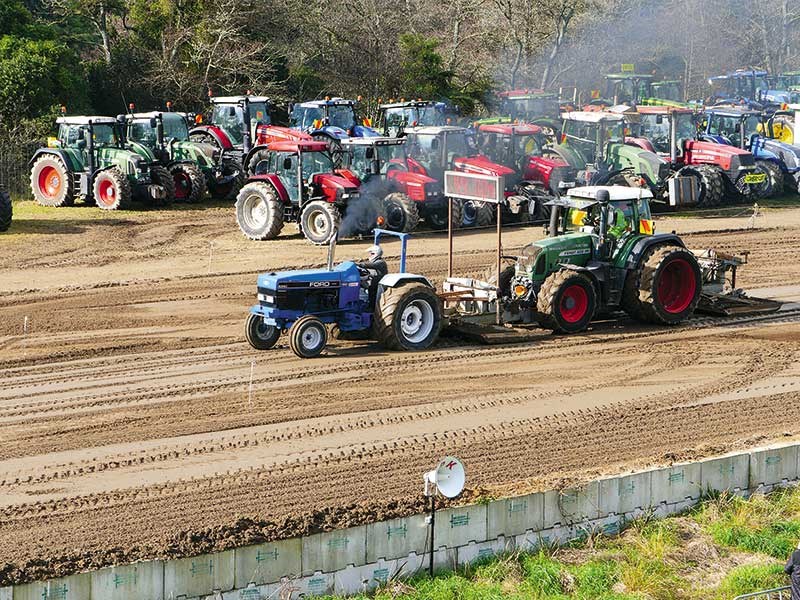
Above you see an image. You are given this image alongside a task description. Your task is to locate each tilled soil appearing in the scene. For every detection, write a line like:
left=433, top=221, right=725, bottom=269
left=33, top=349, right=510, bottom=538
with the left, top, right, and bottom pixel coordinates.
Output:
left=1, top=201, right=799, bottom=585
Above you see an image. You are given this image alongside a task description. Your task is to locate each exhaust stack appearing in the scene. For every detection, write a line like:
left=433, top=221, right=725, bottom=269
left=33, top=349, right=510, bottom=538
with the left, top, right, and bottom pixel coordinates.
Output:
left=327, top=232, right=337, bottom=271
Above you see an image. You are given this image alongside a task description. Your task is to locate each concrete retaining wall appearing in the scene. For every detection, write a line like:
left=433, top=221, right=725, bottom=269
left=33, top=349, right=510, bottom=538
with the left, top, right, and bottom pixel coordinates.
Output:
left=3, top=441, right=800, bottom=600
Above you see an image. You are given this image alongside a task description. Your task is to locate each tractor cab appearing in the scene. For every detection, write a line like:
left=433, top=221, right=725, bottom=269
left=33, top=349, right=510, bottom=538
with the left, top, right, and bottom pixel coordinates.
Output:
left=634, top=106, right=697, bottom=158
left=55, top=116, right=122, bottom=151
left=648, top=80, right=682, bottom=103
left=707, top=69, right=770, bottom=107
left=254, top=141, right=341, bottom=204
left=339, top=137, right=409, bottom=183
left=289, top=97, right=379, bottom=141
left=603, top=73, right=654, bottom=105
left=559, top=111, right=628, bottom=167
left=403, top=126, right=481, bottom=177
left=701, top=107, right=762, bottom=149
left=127, top=111, right=192, bottom=148
left=496, top=89, right=560, bottom=123
left=189, top=95, right=272, bottom=155
left=377, top=100, right=459, bottom=137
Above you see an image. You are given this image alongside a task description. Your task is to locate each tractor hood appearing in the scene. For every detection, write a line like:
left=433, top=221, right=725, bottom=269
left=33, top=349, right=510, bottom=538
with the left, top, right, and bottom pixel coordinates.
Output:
left=684, top=140, right=756, bottom=173
left=313, top=125, right=350, bottom=140
left=454, top=155, right=515, bottom=177
left=760, top=137, right=800, bottom=170
left=257, top=261, right=359, bottom=291
left=126, top=140, right=158, bottom=162
left=524, top=156, right=577, bottom=194
left=312, top=173, right=359, bottom=191
left=256, top=124, right=311, bottom=145
left=532, top=233, right=594, bottom=272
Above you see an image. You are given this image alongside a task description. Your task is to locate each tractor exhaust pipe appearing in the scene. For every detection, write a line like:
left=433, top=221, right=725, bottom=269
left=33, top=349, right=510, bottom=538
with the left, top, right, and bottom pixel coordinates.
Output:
left=327, top=232, right=337, bottom=271
left=669, top=112, right=677, bottom=163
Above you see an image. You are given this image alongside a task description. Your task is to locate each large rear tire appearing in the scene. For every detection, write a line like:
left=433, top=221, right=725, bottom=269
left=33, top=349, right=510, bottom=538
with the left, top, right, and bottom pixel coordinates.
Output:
left=30, top=155, right=74, bottom=207
left=735, top=163, right=771, bottom=201
left=425, top=198, right=463, bottom=231
left=374, top=283, right=442, bottom=351
left=624, top=244, right=701, bottom=325
left=236, top=182, right=284, bottom=240
left=149, top=165, right=175, bottom=205
left=300, top=200, right=340, bottom=244
left=381, top=192, right=419, bottom=233
left=756, top=160, right=783, bottom=198
left=289, top=316, right=328, bottom=358
left=171, top=162, right=206, bottom=203
left=462, top=200, right=494, bottom=228
left=678, top=165, right=724, bottom=208
left=93, top=167, right=131, bottom=210
left=245, top=313, right=280, bottom=350
left=246, top=149, right=272, bottom=176
left=536, top=270, right=597, bottom=333
left=210, top=157, right=244, bottom=200
left=0, top=189, right=11, bottom=232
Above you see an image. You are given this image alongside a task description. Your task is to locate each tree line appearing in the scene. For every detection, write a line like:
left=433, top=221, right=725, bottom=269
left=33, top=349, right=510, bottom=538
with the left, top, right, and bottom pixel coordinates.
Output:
left=1, top=0, right=799, bottom=140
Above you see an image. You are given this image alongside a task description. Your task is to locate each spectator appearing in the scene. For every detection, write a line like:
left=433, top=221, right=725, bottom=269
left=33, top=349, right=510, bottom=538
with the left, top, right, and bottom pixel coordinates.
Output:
left=785, top=541, right=800, bottom=598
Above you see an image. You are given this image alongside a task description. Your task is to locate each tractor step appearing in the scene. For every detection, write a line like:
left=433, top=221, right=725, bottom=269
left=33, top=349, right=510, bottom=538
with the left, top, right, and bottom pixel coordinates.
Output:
left=696, top=293, right=782, bottom=317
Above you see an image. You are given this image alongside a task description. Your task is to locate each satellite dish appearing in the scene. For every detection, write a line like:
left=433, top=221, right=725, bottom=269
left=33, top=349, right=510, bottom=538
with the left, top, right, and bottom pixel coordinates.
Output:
left=424, top=456, right=465, bottom=498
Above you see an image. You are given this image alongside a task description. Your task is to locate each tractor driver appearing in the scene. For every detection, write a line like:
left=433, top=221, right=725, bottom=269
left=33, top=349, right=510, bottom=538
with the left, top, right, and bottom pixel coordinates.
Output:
left=357, top=245, right=388, bottom=306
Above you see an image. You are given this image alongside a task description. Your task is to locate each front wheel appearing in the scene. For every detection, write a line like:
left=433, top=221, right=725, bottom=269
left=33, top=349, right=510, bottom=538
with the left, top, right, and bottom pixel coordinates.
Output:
left=536, top=271, right=597, bottom=333
left=149, top=165, right=175, bottom=205
left=245, top=313, right=280, bottom=350
left=425, top=198, right=462, bottom=231
left=381, top=192, right=419, bottom=233
left=93, top=167, right=132, bottom=210
left=462, top=200, right=494, bottom=228
left=374, top=283, right=442, bottom=351
left=300, top=200, right=340, bottom=244
left=289, top=316, right=328, bottom=358
left=171, top=162, right=206, bottom=203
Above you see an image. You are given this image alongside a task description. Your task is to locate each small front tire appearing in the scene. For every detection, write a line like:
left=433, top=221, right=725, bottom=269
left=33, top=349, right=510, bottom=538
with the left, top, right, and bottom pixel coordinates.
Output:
left=289, top=316, right=328, bottom=358
left=245, top=313, right=280, bottom=350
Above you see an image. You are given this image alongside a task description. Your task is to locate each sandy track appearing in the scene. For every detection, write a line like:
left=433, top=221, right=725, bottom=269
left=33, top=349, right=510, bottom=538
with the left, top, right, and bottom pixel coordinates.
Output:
left=1, top=201, right=799, bottom=584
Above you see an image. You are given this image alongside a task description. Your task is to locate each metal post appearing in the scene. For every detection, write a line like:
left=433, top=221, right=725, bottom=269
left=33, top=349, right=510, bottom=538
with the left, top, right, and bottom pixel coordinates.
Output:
left=496, top=203, right=501, bottom=326
left=428, top=494, right=436, bottom=577
left=447, top=197, right=453, bottom=279
left=400, top=235, right=407, bottom=274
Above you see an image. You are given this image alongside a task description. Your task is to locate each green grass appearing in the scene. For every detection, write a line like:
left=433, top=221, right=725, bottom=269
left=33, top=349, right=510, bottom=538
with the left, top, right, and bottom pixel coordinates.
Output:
left=313, top=487, right=800, bottom=599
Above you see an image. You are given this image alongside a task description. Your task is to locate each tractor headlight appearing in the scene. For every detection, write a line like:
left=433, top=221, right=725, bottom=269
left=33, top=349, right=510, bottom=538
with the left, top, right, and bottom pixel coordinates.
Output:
left=258, top=293, right=275, bottom=304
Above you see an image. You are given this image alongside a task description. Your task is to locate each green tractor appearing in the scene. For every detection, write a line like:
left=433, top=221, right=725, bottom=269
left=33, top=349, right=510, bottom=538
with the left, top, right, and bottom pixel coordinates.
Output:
left=30, top=115, right=169, bottom=210
left=549, top=111, right=674, bottom=196
left=124, top=109, right=215, bottom=203
left=0, top=187, right=11, bottom=232
left=444, top=186, right=702, bottom=332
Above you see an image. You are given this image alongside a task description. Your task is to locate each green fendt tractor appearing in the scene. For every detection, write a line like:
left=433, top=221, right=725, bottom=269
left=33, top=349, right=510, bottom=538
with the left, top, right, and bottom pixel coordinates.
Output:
left=444, top=186, right=704, bottom=333
left=125, top=109, right=215, bottom=203
left=0, top=187, right=11, bottom=232
left=30, top=116, right=168, bottom=210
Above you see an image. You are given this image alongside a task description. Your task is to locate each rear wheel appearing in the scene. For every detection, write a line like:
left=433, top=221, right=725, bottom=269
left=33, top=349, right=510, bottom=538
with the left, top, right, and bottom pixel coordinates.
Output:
left=171, top=163, right=206, bottom=203
left=736, top=163, right=771, bottom=201
left=678, top=165, right=724, bottom=208
left=30, top=155, right=74, bottom=207
left=462, top=200, right=494, bottom=228
left=425, top=198, right=462, bottom=231
left=0, top=189, right=11, bottom=232
left=236, top=182, right=284, bottom=240
left=149, top=165, right=175, bottom=205
left=625, top=244, right=701, bottom=325
left=246, top=149, right=272, bottom=176
left=300, top=200, right=340, bottom=244
left=245, top=313, right=280, bottom=350
left=381, top=192, right=419, bottom=232
left=289, top=316, right=328, bottom=358
left=374, top=283, right=442, bottom=351
left=536, top=270, right=597, bottom=333
left=756, top=160, right=783, bottom=198
left=93, top=167, right=131, bottom=210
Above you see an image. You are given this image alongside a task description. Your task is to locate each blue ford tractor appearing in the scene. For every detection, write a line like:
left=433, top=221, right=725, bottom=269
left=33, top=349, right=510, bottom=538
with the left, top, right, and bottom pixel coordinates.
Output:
left=245, top=229, right=442, bottom=358
left=288, top=97, right=380, bottom=147
left=700, top=106, right=800, bottom=195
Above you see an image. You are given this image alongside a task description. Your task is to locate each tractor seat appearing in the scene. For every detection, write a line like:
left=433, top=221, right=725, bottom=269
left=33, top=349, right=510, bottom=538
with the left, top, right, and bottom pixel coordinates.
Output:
left=358, top=260, right=389, bottom=309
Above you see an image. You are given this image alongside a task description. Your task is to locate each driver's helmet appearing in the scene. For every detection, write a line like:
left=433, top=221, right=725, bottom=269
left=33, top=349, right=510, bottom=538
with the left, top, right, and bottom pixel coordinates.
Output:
left=366, top=244, right=383, bottom=260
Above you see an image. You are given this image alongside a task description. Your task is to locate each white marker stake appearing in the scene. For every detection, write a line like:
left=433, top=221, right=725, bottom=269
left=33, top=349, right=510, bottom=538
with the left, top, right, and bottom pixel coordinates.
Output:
left=248, top=360, right=255, bottom=408
left=23, top=316, right=29, bottom=356
left=207, top=241, right=215, bottom=273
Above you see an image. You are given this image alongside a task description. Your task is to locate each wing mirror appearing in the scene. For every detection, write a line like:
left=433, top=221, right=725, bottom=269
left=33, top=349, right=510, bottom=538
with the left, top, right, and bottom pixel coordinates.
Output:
left=430, top=137, right=439, bottom=150
left=365, top=147, right=374, bottom=159
left=607, top=205, right=617, bottom=226
left=283, top=157, right=293, bottom=170
left=227, top=106, right=236, bottom=117
left=150, top=117, right=158, bottom=128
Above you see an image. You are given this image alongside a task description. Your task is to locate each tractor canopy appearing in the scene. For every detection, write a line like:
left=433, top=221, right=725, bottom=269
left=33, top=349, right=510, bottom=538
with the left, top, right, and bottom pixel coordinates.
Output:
left=207, top=95, right=273, bottom=146
left=634, top=106, right=697, bottom=157
left=708, top=69, right=769, bottom=103
left=603, top=73, right=654, bottom=104
left=496, top=89, right=560, bottom=122
left=378, top=100, right=459, bottom=136
left=290, top=98, right=379, bottom=138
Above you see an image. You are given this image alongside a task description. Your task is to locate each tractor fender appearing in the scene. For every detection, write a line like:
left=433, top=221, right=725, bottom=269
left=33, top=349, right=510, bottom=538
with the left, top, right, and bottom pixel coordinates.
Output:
left=188, top=125, right=234, bottom=150
left=351, top=124, right=381, bottom=138
left=246, top=174, right=291, bottom=204
left=29, top=148, right=74, bottom=170
left=557, top=262, right=603, bottom=288
left=243, top=144, right=270, bottom=174
left=624, top=234, right=685, bottom=270
left=313, top=126, right=349, bottom=140
left=378, top=273, right=434, bottom=289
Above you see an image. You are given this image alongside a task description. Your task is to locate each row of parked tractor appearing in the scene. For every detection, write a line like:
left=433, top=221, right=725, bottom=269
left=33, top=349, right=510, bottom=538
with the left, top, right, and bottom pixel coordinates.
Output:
left=19, top=66, right=800, bottom=242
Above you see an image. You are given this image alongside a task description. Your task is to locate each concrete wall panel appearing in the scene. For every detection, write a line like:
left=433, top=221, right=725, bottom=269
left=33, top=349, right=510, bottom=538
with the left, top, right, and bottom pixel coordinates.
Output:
left=234, top=537, right=301, bottom=588
left=366, top=513, right=428, bottom=562
left=332, top=558, right=398, bottom=596
left=749, top=445, right=799, bottom=489
left=543, top=481, right=600, bottom=528
left=91, top=561, right=163, bottom=600
left=11, top=574, right=91, bottom=600
left=598, top=471, right=651, bottom=516
left=456, top=536, right=513, bottom=567
left=650, top=463, right=702, bottom=505
left=432, top=504, right=487, bottom=550
left=487, top=493, right=544, bottom=539
left=163, top=550, right=235, bottom=599
left=301, top=526, right=367, bottom=575
left=700, top=453, right=750, bottom=493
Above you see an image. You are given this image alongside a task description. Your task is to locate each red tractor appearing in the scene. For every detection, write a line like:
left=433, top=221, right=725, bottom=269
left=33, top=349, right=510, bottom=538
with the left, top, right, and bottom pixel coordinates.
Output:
left=403, top=125, right=519, bottom=227
left=474, top=123, right=577, bottom=220
left=626, top=106, right=768, bottom=206
left=338, top=137, right=442, bottom=232
left=235, top=140, right=360, bottom=245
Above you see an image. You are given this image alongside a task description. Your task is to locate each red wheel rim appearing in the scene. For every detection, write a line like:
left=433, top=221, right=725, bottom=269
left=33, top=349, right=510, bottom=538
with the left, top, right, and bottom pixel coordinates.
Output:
left=174, top=171, right=190, bottom=199
left=657, top=258, right=696, bottom=314
left=97, top=178, right=117, bottom=206
left=559, top=284, right=589, bottom=323
left=38, top=165, right=61, bottom=198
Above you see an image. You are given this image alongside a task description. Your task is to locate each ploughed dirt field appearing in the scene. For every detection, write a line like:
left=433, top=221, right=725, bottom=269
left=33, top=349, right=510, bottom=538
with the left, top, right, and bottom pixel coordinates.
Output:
left=1, top=200, right=800, bottom=585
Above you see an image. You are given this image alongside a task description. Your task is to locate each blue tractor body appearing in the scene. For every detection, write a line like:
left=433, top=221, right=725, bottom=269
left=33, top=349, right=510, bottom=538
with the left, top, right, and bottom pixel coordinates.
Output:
left=289, top=98, right=380, bottom=140
left=701, top=107, right=800, bottom=191
left=246, top=229, right=442, bottom=358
